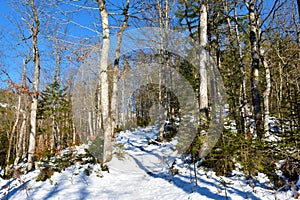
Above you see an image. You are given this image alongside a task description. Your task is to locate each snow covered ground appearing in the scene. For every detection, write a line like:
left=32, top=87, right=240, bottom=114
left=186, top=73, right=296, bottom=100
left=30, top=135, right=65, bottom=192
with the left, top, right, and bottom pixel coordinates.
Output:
left=0, top=125, right=298, bottom=200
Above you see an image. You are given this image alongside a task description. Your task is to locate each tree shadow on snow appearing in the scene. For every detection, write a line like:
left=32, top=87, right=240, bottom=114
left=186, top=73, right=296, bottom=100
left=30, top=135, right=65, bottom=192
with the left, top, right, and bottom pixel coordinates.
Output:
left=130, top=153, right=261, bottom=200
left=27, top=168, right=90, bottom=199
left=1, top=178, right=30, bottom=199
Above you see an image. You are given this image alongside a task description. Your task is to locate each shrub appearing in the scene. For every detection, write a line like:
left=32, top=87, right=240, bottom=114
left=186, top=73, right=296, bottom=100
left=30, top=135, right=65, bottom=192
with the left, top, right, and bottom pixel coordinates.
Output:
left=36, top=165, right=54, bottom=182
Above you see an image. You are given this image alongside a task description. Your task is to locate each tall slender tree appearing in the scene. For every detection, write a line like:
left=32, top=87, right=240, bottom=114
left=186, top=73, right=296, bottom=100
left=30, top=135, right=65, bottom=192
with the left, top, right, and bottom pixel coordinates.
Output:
left=25, top=0, right=41, bottom=171
left=14, top=52, right=31, bottom=166
left=199, top=3, right=208, bottom=118
left=112, top=0, right=130, bottom=132
left=248, top=0, right=262, bottom=138
left=97, top=0, right=113, bottom=162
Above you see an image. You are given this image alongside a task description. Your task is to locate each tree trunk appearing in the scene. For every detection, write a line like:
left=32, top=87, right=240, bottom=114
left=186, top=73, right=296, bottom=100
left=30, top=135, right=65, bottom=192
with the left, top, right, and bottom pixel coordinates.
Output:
left=158, top=0, right=163, bottom=121
left=72, top=121, right=77, bottom=145
left=97, top=0, right=112, bottom=162
left=249, top=0, right=262, bottom=138
left=199, top=3, right=208, bottom=117
left=234, top=4, right=248, bottom=135
left=226, top=2, right=248, bottom=135
left=5, top=93, right=21, bottom=174
left=297, top=0, right=300, bottom=128
left=261, top=49, right=271, bottom=137
left=54, top=36, right=61, bottom=84
left=28, top=0, right=41, bottom=171
left=112, top=0, right=130, bottom=133
left=50, top=118, right=56, bottom=151
left=19, top=112, right=27, bottom=159
left=297, top=0, right=300, bottom=22
left=88, top=110, right=94, bottom=136
left=14, top=56, right=30, bottom=165
left=156, top=0, right=170, bottom=140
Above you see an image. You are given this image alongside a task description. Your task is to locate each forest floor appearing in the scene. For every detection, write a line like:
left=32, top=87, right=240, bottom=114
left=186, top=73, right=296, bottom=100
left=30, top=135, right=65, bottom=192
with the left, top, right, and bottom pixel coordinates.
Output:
left=0, top=125, right=299, bottom=200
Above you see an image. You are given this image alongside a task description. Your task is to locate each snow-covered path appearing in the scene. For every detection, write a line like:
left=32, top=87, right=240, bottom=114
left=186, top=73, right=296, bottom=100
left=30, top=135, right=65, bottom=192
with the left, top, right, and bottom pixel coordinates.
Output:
left=0, top=126, right=296, bottom=200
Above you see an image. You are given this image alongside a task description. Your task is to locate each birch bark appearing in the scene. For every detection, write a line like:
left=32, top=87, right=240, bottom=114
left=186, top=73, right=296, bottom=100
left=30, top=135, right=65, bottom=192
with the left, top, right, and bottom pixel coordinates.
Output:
left=249, top=0, right=262, bottom=138
left=199, top=4, right=208, bottom=117
left=27, top=0, right=41, bottom=171
left=112, top=0, right=130, bottom=133
left=261, top=49, right=270, bottom=137
left=97, top=0, right=112, bottom=162
left=14, top=55, right=30, bottom=166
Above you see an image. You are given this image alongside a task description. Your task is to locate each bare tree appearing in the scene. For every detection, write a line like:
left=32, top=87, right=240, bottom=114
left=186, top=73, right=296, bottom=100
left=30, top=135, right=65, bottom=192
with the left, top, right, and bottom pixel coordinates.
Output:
left=112, top=0, right=130, bottom=132
left=248, top=0, right=262, bottom=138
left=14, top=53, right=31, bottom=166
left=26, top=0, right=41, bottom=171
left=199, top=3, right=208, bottom=118
left=96, top=0, right=113, bottom=162
left=5, top=55, right=30, bottom=173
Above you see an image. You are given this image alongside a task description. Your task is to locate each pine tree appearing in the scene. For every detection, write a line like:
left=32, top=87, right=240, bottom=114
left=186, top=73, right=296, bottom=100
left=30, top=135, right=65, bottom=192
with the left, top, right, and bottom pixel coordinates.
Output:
left=37, top=81, right=73, bottom=156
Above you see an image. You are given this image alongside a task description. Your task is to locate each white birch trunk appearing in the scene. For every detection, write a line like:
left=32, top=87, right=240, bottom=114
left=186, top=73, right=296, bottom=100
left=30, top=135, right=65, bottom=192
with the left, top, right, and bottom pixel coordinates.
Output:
left=157, top=0, right=164, bottom=140
left=112, top=0, right=130, bottom=132
left=18, top=112, right=27, bottom=159
left=97, top=0, right=112, bottom=162
left=54, top=36, right=61, bottom=83
left=233, top=5, right=248, bottom=135
left=249, top=0, right=262, bottom=138
left=14, top=56, right=30, bottom=165
left=88, top=110, right=94, bottom=136
left=261, top=49, right=271, bottom=137
left=199, top=4, right=208, bottom=117
left=22, top=114, right=28, bottom=159
left=27, top=0, right=41, bottom=171
left=72, top=121, right=77, bottom=145
left=5, top=92, right=21, bottom=174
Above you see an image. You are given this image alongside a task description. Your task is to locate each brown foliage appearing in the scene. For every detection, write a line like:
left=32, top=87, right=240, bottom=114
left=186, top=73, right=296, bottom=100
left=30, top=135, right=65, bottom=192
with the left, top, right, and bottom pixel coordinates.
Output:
left=8, top=81, right=42, bottom=97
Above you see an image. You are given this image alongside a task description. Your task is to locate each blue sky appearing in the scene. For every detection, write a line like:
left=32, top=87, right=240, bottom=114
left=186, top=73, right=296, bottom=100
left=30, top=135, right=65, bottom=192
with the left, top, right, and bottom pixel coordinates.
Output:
left=0, top=0, right=141, bottom=89
left=0, top=1, right=99, bottom=88
left=0, top=0, right=139, bottom=88
left=0, top=1, right=19, bottom=86
left=0, top=0, right=298, bottom=89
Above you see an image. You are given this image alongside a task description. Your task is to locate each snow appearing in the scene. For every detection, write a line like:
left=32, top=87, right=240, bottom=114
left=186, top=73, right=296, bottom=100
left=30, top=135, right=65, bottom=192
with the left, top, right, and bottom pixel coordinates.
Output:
left=1, top=125, right=299, bottom=200
left=0, top=102, right=8, bottom=108
left=297, top=176, right=300, bottom=187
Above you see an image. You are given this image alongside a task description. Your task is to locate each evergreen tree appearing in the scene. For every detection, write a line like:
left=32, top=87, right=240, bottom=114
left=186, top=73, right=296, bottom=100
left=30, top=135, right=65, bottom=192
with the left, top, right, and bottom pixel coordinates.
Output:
left=37, top=81, right=73, bottom=156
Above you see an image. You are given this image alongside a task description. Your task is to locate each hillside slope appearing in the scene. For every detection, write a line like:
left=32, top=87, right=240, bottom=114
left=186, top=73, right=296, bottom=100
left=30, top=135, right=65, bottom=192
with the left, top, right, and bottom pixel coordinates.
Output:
left=0, top=126, right=298, bottom=200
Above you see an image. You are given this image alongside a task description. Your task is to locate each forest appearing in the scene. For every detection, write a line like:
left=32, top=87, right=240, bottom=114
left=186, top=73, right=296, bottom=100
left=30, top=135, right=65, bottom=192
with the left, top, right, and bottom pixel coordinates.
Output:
left=0, top=0, right=299, bottom=198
